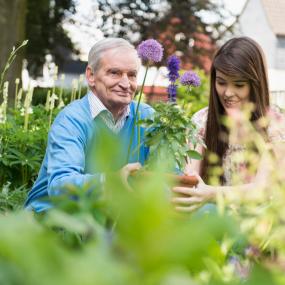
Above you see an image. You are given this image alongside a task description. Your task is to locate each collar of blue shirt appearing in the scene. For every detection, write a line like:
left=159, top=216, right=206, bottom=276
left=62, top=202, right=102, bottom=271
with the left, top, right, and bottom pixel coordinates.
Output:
left=87, top=91, right=130, bottom=133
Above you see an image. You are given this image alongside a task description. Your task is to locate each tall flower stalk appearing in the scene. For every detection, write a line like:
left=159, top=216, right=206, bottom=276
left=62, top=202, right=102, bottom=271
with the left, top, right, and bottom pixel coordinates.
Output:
left=166, top=55, right=180, bottom=103
left=77, top=74, right=84, bottom=100
left=45, top=90, right=51, bottom=111
left=16, top=88, right=23, bottom=109
left=58, top=74, right=65, bottom=109
left=0, top=82, right=9, bottom=124
left=14, top=78, right=20, bottom=109
left=0, top=40, right=28, bottom=100
left=50, top=65, right=58, bottom=106
left=126, top=39, right=163, bottom=163
left=23, top=87, right=34, bottom=131
left=70, top=79, right=78, bottom=102
left=48, top=93, right=58, bottom=128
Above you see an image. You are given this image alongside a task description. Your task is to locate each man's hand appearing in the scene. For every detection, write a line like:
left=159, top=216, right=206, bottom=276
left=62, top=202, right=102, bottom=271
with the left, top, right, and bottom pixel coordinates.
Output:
left=171, top=175, right=216, bottom=212
left=119, top=162, right=142, bottom=191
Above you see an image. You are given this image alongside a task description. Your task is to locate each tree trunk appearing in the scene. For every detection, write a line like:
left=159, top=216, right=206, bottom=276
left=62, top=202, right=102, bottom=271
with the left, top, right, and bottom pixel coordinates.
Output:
left=0, top=0, right=27, bottom=105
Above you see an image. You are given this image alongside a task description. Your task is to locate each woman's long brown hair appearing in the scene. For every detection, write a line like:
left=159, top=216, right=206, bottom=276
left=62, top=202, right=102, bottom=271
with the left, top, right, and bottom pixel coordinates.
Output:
left=200, top=37, right=270, bottom=184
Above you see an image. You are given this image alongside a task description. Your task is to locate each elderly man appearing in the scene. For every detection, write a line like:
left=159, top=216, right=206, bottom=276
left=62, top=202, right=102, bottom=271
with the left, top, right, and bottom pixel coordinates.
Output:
left=25, top=38, right=154, bottom=212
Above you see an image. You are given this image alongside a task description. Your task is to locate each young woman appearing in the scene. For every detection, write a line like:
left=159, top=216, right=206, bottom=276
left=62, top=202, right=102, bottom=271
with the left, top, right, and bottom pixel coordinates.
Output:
left=172, top=37, right=285, bottom=212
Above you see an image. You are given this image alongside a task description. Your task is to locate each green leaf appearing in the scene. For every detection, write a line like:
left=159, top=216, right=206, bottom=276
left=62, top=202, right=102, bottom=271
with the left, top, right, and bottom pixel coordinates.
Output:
left=187, top=150, right=203, bottom=160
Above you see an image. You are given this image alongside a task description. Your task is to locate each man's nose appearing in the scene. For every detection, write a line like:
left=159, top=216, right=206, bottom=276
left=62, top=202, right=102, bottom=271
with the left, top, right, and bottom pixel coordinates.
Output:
left=119, top=74, right=131, bottom=89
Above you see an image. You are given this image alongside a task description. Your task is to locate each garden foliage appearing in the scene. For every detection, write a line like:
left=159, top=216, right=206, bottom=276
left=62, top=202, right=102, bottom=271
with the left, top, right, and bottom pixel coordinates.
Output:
left=1, top=41, right=285, bottom=285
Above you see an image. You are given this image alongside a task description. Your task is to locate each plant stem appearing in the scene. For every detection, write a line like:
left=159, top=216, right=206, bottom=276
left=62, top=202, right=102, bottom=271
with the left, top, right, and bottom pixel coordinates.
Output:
left=49, top=108, right=53, bottom=129
left=78, top=75, right=83, bottom=99
left=0, top=40, right=28, bottom=98
left=14, top=79, right=19, bottom=109
left=45, top=90, right=51, bottom=111
left=24, top=87, right=34, bottom=131
left=137, top=111, right=141, bottom=162
left=16, top=88, right=23, bottom=109
left=126, top=64, right=149, bottom=163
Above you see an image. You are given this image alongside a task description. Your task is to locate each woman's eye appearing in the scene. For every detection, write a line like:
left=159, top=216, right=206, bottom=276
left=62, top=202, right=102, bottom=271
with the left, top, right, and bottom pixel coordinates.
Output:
left=235, top=84, right=245, bottom=88
left=217, top=81, right=226, bottom=85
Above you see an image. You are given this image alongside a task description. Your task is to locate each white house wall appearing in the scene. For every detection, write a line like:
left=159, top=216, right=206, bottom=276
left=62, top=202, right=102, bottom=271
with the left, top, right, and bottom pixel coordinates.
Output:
left=276, top=37, right=285, bottom=69
left=236, top=0, right=277, bottom=68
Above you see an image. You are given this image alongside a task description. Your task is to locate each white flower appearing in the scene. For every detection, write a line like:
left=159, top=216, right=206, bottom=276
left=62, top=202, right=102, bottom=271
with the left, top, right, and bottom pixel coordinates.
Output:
left=0, top=111, right=6, bottom=124
left=21, top=105, right=33, bottom=115
left=3, top=81, right=9, bottom=102
left=20, top=107, right=25, bottom=116
left=57, top=99, right=65, bottom=109
left=161, top=117, right=169, bottom=124
left=31, top=125, right=40, bottom=132
left=79, top=74, right=84, bottom=82
left=16, top=88, right=23, bottom=109
left=0, top=87, right=7, bottom=123
left=49, top=93, right=58, bottom=110
left=27, top=107, right=33, bottom=114
left=20, top=106, right=32, bottom=116
left=2, top=181, right=11, bottom=195
left=72, top=79, right=78, bottom=89
left=49, top=93, right=58, bottom=102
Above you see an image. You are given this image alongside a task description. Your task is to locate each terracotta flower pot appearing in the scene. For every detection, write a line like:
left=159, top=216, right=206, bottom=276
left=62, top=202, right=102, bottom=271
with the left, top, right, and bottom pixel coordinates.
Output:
left=166, top=173, right=199, bottom=187
left=131, top=170, right=198, bottom=187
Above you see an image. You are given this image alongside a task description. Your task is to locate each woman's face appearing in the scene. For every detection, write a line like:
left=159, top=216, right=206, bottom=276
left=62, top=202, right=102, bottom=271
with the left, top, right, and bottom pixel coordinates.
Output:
left=215, top=70, right=250, bottom=114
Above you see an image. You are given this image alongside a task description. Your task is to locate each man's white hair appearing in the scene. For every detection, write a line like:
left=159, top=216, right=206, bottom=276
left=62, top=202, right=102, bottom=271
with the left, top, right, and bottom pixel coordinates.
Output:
left=88, top=38, right=140, bottom=72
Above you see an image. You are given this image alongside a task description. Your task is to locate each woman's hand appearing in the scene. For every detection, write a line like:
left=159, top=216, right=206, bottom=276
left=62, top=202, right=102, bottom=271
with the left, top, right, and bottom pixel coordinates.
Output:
left=171, top=175, right=216, bottom=212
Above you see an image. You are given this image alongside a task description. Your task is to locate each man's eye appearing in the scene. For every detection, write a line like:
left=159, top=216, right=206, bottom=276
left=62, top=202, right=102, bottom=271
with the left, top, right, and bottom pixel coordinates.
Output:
left=109, top=70, right=121, bottom=76
left=129, top=73, right=137, bottom=79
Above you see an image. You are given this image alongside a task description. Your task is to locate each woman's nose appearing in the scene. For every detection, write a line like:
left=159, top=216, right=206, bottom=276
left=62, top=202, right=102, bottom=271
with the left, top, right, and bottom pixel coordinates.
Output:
left=225, top=86, right=235, bottom=97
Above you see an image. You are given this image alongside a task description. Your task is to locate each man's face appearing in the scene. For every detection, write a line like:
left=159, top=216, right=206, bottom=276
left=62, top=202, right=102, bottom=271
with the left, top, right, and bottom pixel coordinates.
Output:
left=87, top=48, right=140, bottom=116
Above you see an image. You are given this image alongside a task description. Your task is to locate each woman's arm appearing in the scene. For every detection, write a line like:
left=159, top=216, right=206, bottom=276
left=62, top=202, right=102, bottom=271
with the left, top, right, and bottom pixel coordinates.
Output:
left=172, top=151, right=272, bottom=212
left=184, top=144, right=203, bottom=175
left=172, top=179, right=261, bottom=212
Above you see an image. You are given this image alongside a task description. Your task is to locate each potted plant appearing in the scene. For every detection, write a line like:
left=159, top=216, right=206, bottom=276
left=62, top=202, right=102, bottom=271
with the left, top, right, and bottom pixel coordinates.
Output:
left=128, top=40, right=204, bottom=187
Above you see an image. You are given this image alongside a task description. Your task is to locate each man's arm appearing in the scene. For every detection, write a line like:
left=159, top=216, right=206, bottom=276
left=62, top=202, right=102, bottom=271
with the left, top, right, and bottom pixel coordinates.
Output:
left=46, top=112, right=142, bottom=196
left=46, top=114, right=102, bottom=196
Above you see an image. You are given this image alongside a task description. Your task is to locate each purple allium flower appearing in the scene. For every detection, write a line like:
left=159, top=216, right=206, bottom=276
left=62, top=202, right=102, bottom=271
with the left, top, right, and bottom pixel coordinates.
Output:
left=180, top=71, right=201, bottom=87
left=167, top=84, right=177, bottom=103
left=137, top=39, right=163, bottom=63
left=167, top=55, right=180, bottom=82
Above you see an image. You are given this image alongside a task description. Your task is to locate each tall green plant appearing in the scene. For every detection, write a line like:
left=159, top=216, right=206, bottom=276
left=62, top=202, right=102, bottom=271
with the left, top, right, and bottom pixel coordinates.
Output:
left=126, top=39, right=164, bottom=162
left=0, top=40, right=28, bottom=99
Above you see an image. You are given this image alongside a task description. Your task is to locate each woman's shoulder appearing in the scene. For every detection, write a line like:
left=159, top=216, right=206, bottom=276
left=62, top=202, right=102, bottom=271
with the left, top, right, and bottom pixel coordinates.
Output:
left=267, top=106, right=285, bottom=142
left=192, top=107, right=208, bottom=127
left=191, top=107, right=208, bottom=138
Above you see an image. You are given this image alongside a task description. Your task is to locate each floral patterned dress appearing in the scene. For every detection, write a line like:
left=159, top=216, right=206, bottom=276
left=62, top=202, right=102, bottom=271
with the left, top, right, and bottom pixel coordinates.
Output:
left=192, top=106, right=285, bottom=185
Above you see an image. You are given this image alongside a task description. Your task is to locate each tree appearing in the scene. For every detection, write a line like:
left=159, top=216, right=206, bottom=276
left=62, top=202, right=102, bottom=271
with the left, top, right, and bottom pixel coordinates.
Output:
left=0, top=0, right=77, bottom=104
left=97, top=0, right=231, bottom=72
left=0, top=0, right=27, bottom=104
left=25, top=0, right=78, bottom=76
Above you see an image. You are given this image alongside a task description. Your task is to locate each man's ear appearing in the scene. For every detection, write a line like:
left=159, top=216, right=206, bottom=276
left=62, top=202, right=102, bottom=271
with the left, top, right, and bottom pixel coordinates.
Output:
left=86, top=66, right=96, bottom=87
